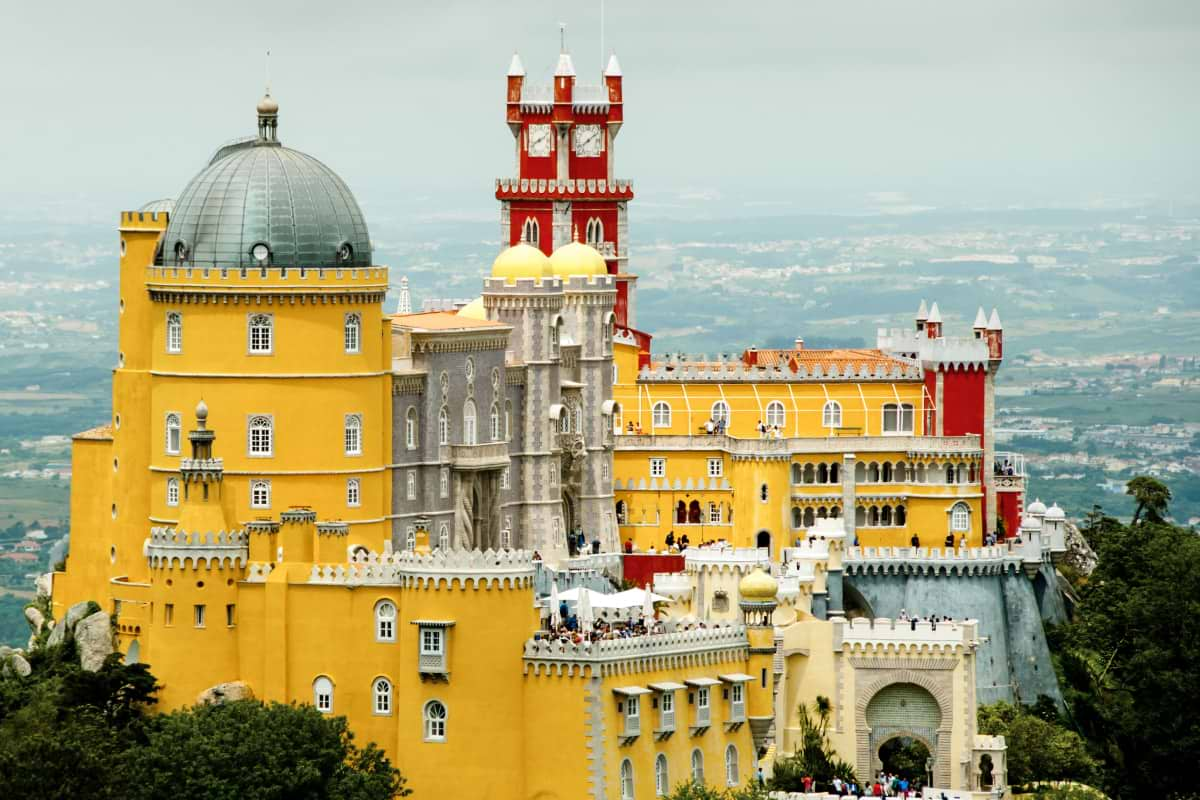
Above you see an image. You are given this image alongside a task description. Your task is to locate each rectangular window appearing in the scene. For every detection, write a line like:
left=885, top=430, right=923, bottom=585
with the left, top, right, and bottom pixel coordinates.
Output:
left=193, top=604, right=206, bottom=628
left=662, top=692, right=673, bottom=713
left=650, top=458, right=666, bottom=478
left=500, top=467, right=510, bottom=489
left=405, top=526, right=416, bottom=551
left=250, top=480, right=271, bottom=509
left=164, top=603, right=174, bottom=626
left=707, top=458, right=723, bottom=478
left=225, top=604, right=236, bottom=627
left=344, top=313, right=361, bottom=354
left=248, top=313, right=273, bottom=354
left=421, top=628, right=443, bottom=655
left=883, top=403, right=915, bottom=434
left=347, top=478, right=361, bottom=507
left=697, top=687, right=709, bottom=709
left=709, top=503, right=722, bottom=524
left=166, top=312, right=183, bottom=354
left=439, top=468, right=449, bottom=498
left=406, top=471, right=416, bottom=501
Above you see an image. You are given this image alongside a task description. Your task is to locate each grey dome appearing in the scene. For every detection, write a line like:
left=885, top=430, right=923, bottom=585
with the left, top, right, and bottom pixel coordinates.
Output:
left=161, top=139, right=371, bottom=270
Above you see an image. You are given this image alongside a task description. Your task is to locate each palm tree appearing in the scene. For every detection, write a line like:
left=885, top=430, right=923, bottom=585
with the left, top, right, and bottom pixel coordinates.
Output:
left=1126, top=476, right=1171, bottom=525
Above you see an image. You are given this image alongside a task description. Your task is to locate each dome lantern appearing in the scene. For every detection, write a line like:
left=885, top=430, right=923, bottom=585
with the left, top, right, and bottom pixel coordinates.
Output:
left=738, top=566, right=778, bottom=626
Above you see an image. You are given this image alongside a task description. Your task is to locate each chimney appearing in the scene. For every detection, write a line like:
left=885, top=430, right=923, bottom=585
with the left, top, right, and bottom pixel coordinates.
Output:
left=745, top=347, right=758, bottom=366
left=794, top=338, right=804, bottom=350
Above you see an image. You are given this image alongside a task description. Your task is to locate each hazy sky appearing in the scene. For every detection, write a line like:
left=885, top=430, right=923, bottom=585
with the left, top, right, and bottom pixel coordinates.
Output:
left=3, top=0, right=1198, bottom=220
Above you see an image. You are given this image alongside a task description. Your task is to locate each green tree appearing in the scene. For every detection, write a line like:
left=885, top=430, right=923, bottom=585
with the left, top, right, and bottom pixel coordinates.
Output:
left=769, top=696, right=857, bottom=792
left=1060, top=518, right=1200, bottom=798
left=1125, top=476, right=1171, bottom=524
left=664, top=780, right=767, bottom=800
left=976, top=701, right=1098, bottom=786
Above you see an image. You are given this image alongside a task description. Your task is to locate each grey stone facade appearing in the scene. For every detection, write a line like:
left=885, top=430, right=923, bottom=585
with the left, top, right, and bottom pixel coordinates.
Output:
left=389, top=274, right=618, bottom=564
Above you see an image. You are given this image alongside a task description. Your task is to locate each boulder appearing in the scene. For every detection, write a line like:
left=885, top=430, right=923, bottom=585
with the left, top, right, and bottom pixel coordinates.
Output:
left=64, top=600, right=93, bottom=632
left=8, top=653, right=31, bottom=677
left=35, top=572, right=53, bottom=599
left=24, top=605, right=45, bottom=632
left=75, top=611, right=113, bottom=672
left=1063, top=521, right=1098, bottom=576
left=196, top=681, right=255, bottom=705
left=46, top=620, right=65, bottom=648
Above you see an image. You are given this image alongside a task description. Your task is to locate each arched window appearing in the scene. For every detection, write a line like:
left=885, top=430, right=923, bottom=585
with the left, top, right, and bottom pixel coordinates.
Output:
left=248, top=415, right=273, bottom=456
left=652, top=401, right=671, bottom=428
left=968, top=462, right=977, bottom=483
left=869, top=506, right=880, bottom=527
left=688, top=500, right=701, bottom=524
left=817, top=506, right=828, bottom=519
left=505, top=400, right=513, bottom=440
left=558, top=406, right=571, bottom=433
left=830, top=462, right=840, bottom=483
left=165, top=413, right=181, bottom=455
left=372, top=677, right=392, bottom=715
left=166, top=477, right=180, bottom=507
left=916, top=462, right=926, bottom=483
left=765, top=400, right=786, bottom=429
left=424, top=700, right=447, bottom=742
left=855, top=461, right=866, bottom=483
left=759, top=483, right=769, bottom=503
left=895, top=461, right=908, bottom=483
left=792, top=507, right=802, bottom=528
left=946, top=463, right=956, bottom=484
left=691, top=748, right=704, bottom=783
left=549, top=317, right=562, bottom=357
left=619, top=759, right=634, bottom=800
left=803, top=464, right=815, bottom=484
left=817, top=463, right=829, bottom=484
left=896, top=505, right=907, bottom=526
left=676, top=500, right=687, bottom=524
left=250, top=479, right=271, bottom=509
left=405, top=526, right=417, bottom=551
left=951, top=502, right=971, bottom=532
left=615, top=500, right=627, bottom=525
left=405, top=407, right=418, bottom=449
left=523, top=217, right=539, bottom=246
left=248, top=313, right=273, bottom=354
left=586, top=217, right=604, bottom=245
left=612, top=402, right=623, bottom=435
left=405, top=471, right=416, bottom=501
left=822, top=400, right=842, bottom=428
left=489, top=403, right=501, bottom=441
left=573, top=403, right=583, bottom=434
left=374, top=600, right=396, bottom=641
left=165, top=312, right=183, bottom=353
left=711, top=400, right=730, bottom=427
left=603, top=312, right=615, bottom=356
left=868, top=462, right=880, bottom=483
left=882, top=462, right=893, bottom=482
left=463, top=400, right=476, bottom=445
left=957, top=463, right=966, bottom=484
left=791, top=463, right=802, bottom=484
left=725, top=744, right=739, bottom=787
left=881, top=505, right=893, bottom=526
left=438, top=522, right=450, bottom=550
left=831, top=505, right=841, bottom=519
left=313, top=676, right=333, bottom=713
left=803, top=507, right=815, bottom=528
left=856, top=506, right=866, bottom=527
left=438, top=406, right=450, bottom=445
left=883, top=402, right=914, bottom=433
left=344, top=414, right=362, bottom=455
left=343, top=313, right=361, bottom=354
left=346, top=477, right=361, bottom=507
left=655, top=753, right=669, bottom=797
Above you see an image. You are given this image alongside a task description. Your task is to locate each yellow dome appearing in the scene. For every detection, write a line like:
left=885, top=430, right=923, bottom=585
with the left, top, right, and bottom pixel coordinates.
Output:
left=457, top=297, right=487, bottom=320
left=738, top=567, right=778, bottom=601
left=549, top=240, right=607, bottom=279
left=491, top=242, right=551, bottom=284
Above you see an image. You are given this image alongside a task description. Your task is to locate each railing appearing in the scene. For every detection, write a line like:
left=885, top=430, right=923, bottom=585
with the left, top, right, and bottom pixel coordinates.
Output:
left=615, top=433, right=982, bottom=456
left=684, top=547, right=769, bottom=570
left=442, top=442, right=509, bottom=471
left=523, top=624, right=747, bottom=666
left=994, top=451, right=1027, bottom=478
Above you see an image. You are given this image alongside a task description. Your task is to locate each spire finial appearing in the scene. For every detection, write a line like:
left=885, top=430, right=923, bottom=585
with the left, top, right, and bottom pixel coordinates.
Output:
left=573, top=224, right=579, bottom=242
left=265, top=49, right=271, bottom=97
left=559, top=21, right=566, bottom=52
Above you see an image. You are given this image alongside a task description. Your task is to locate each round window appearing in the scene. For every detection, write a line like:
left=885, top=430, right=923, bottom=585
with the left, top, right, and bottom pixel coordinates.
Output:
left=251, top=243, right=271, bottom=263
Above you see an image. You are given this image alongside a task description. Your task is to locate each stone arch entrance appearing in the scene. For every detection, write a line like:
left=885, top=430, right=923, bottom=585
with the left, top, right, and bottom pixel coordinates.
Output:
left=856, top=673, right=954, bottom=788
left=756, top=530, right=771, bottom=550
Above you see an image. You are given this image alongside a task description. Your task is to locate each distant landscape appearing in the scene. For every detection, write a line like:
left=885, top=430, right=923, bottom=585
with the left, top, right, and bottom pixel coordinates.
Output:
left=0, top=206, right=1196, bottom=583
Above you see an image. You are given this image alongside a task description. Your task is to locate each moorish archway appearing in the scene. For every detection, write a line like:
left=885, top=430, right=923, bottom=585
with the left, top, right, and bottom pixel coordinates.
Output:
left=854, top=670, right=955, bottom=788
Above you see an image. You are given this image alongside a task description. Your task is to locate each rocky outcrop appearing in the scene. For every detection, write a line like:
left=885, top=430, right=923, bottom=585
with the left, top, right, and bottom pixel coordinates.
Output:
left=197, top=681, right=255, bottom=705
left=75, top=611, right=113, bottom=672
left=0, top=646, right=32, bottom=677
left=24, top=605, right=45, bottom=633
left=1062, top=521, right=1098, bottom=577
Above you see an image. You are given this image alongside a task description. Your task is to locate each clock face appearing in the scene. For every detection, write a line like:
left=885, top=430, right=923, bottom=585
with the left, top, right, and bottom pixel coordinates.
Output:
left=527, top=124, right=552, bottom=157
left=574, top=124, right=602, bottom=157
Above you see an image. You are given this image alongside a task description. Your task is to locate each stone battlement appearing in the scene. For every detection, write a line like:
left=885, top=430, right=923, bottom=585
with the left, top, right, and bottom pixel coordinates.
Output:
left=494, top=176, right=633, bottom=197
left=844, top=545, right=1025, bottom=576
left=523, top=623, right=747, bottom=677
left=145, top=265, right=387, bottom=288
left=637, top=358, right=922, bottom=383
left=614, top=433, right=982, bottom=458
left=306, top=547, right=536, bottom=589
left=144, top=527, right=248, bottom=569
left=684, top=547, right=770, bottom=573
left=834, top=616, right=977, bottom=654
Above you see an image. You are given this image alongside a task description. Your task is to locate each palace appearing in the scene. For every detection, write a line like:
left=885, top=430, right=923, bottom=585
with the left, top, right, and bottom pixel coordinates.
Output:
left=43, top=43, right=1066, bottom=799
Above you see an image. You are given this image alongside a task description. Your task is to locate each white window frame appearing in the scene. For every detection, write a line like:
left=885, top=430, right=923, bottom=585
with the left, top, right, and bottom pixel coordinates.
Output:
left=438, top=522, right=450, bottom=550
left=711, top=400, right=730, bottom=427
left=313, top=676, right=333, bottom=713
left=883, top=402, right=915, bottom=434
left=822, top=400, right=843, bottom=428
left=620, top=759, right=634, bottom=800
left=344, top=312, right=361, bottom=354
left=439, top=467, right=449, bottom=498
left=707, top=458, right=723, bottom=478
left=406, top=470, right=416, bottom=501
left=421, top=627, right=444, bottom=656
left=405, top=407, right=418, bottom=450
left=463, top=400, right=477, bottom=445
left=247, top=313, right=274, bottom=355
left=649, top=457, right=666, bottom=478
left=500, top=467, right=510, bottom=490
left=166, top=311, right=183, bottom=354
left=193, top=603, right=206, bottom=628
left=247, top=415, right=274, bottom=457
left=652, top=401, right=671, bottom=428
left=490, top=403, right=501, bottom=441
left=372, top=677, right=392, bottom=715
left=346, top=478, right=361, bottom=507
left=344, top=414, right=363, bottom=456
left=424, top=700, right=447, bottom=742
left=438, top=406, right=449, bottom=445
left=951, top=502, right=971, bottom=532
left=765, top=400, right=786, bottom=429
left=523, top=217, right=539, bottom=246
left=691, top=748, right=704, bottom=783
left=709, top=502, right=722, bottom=524
left=405, top=526, right=416, bottom=551
left=655, top=753, right=668, bottom=797
left=165, top=412, right=182, bottom=455
left=725, top=743, right=739, bottom=787
left=250, top=479, right=271, bottom=509
left=374, top=600, right=396, bottom=642
left=166, top=477, right=180, bottom=507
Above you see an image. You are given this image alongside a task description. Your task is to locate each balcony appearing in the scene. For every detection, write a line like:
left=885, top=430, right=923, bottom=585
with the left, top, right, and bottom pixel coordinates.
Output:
left=615, top=433, right=982, bottom=457
left=441, top=442, right=509, bottom=471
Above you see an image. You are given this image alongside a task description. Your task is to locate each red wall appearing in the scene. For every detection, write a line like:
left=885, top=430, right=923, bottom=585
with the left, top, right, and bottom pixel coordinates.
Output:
left=997, top=491, right=1023, bottom=541
left=518, top=117, right=558, bottom=180
left=940, top=367, right=986, bottom=441
left=622, top=553, right=685, bottom=588
left=508, top=204, right=554, bottom=254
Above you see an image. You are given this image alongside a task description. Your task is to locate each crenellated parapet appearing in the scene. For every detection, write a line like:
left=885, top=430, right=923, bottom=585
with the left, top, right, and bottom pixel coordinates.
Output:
left=684, top=547, right=770, bottom=574
left=144, top=526, right=249, bottom=569
left=834, top=616, right=978, bottom=655
left=495, top=177, right=634, bottom=198
left=144, top=264, right=389, bottom=305
left=636, top=356, right=922, bottom=383
left=523, top=623, right=748, bottom=678
left=306, top=548, right=536, bottom=589
left=614, top=433, right=982, bottom=458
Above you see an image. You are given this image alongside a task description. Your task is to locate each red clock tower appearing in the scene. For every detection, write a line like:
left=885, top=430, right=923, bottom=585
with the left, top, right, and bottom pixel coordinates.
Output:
left=497, top=48, right=642, bottom=331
